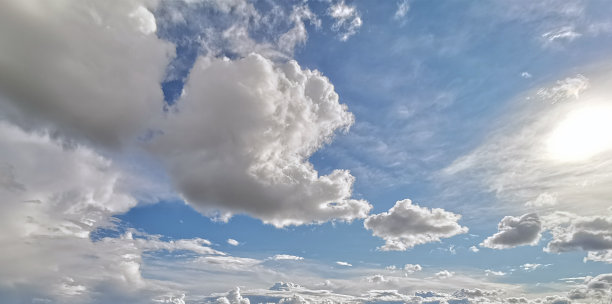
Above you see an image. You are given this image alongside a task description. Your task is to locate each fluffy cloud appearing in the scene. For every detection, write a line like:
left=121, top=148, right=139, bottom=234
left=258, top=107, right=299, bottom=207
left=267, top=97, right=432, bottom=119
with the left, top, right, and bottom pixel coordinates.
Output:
left=227, top=239, right=240, bottom=246
left=364, top=199, right=468, bottom=251
left=435, top=270, right=454, bottom=279
left=0, top=0, right=173, bottom=148
left=544, top=212, right=612, bottom=261
left=152, top=54, right=371, bottom=227
left=481, top=213, right=542, bottom=249
left=404, top=264, right=422, bottom=273
left=327, top=0, right=362, bottom=41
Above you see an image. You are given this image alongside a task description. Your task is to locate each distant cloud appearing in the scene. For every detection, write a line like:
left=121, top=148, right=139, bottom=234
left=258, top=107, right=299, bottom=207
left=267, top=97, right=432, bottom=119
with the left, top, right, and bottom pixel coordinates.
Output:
left=328, top=0, right=362, bottom=41
left=521, top=263, right=545, bottom=271
left=404, top=264, right=422, bottom=273
left=544, top=212, right=612, bottom=258
left=542, top=26, right=581, bottom=44
left=536, top=74, right=589, bottom=103
left=269, top=254, right=304, bottom=261
left=521, top=72, right=532, bottom=78
left=336, top=261, right=352, bottom=267
left=525, top=193, right=558, bottom=208
left=469, top=246, right=480, bottom=253
left=366, top=274, right=388, bottom=283
left=227, top=239, right=240, bottom=246
left=481, top=213, right=542, bottom=249
left=435, top=270, right=455, bottom=279
left=394, top=0, right=410, bottom=19
left=485, top=269, right=507, bottom=276
left=364, top=199, right=468, bottom=251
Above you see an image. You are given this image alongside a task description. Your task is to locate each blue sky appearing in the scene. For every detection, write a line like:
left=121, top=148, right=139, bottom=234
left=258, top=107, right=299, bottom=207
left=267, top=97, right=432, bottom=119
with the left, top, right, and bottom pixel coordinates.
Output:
left=1, top=0, right=612, bottom=303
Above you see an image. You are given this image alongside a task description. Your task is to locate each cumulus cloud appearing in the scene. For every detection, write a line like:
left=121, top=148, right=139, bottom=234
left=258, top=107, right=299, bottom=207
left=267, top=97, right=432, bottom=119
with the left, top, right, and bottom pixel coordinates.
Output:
left=469, top=246, right=480, bottom=253
left=364, top=199, right=468, bottom=251
left=0, top=0, right=173, bottom=148
left=327, top=0, right=362, bottom=41
left=151, top=54, right=371, bottom=227
left=227, top=239, right=240, bottom=246
left=543, top=212, right=612, bottom=260
left=481, top=213, right=542, bottom=249
left=435, top=270, right=454, bottom=279
left=404, top=264, right=422, bottom=273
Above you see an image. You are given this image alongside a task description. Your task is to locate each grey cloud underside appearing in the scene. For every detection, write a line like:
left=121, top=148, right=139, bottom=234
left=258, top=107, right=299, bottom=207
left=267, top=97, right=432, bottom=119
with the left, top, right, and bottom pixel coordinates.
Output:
left=0, top=0, right=173, bottom=148
left=152, top=54, right=371, bottom=227
left=481, top=213, right=542, bottom=249
left=364, top=199, right=468, bottom=251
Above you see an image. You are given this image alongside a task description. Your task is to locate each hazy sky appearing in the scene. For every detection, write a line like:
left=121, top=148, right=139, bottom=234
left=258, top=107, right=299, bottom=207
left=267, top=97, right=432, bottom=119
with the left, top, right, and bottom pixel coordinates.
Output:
left=1, top=0, right=612, bottom=303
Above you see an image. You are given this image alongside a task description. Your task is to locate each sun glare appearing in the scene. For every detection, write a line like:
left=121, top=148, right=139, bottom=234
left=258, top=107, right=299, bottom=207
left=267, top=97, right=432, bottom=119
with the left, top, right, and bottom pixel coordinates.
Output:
left=547, top=104, right=612, bottom=162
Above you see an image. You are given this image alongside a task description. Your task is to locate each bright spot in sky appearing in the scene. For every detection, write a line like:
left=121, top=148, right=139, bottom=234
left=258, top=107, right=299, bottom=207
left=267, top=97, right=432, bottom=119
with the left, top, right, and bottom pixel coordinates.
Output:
left=547, top=104, right=612, bottom=162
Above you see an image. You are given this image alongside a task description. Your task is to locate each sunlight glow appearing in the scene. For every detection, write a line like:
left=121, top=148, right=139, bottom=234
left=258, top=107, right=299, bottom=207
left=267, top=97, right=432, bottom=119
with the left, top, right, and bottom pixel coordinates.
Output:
left=547, top=104, right=612, bottom=162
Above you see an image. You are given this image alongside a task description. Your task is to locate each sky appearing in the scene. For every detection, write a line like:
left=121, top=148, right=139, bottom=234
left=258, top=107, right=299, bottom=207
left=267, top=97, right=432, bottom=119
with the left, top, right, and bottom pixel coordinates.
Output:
left=1, top=0, right=612, bottom=303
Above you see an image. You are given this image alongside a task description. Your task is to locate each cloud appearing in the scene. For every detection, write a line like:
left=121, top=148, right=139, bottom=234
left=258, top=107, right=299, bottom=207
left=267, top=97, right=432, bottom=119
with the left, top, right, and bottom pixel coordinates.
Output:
left=0, top=0, right=173, bottom=148
left=394, top=0, right=410, bottom=20
left=327, top=0, right=362, bottom=41
left=543, top=212, right=612, bottom=259
left=227, top=239, right=240, bottom=246
left=521, top=72, right=533, bottom=78
left=152, top=54, right=371, bottom=227
left=481, top=213, right=542, bottom=249
left=366, top=274, right=388, bottom=283
left=336, top=261, right=352, bottom=267
left=435, top=270, right=454, bottom=279
left=536, top=74, right=589, bottom=104
left=364, top=199, right=468, bottom=251
left=521, top=263, right=543, bottom=271
left=469, top=246, right=480, bottom=253
left=525, top=193, right=558, bottom=208
left=404, top=264, right=422, bottom=273
left=542, top=26, right=581, bottom=44
left=269, top=254, right=304, bottom=261
left=214, top=287, right=250, bottom=304
left=485, top=270, right=507, bottom=276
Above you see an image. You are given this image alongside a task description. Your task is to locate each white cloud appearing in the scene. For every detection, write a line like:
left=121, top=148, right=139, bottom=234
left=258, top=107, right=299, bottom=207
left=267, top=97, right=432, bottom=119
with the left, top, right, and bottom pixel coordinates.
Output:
left=485, top=269, right=507, bottom=276
left=521, top=72, right=533, bottom=78
left=523, top=263, right=541, bottom=271
left=481, top=213, right=542, bottom=249
left=542, top=26, right=581, bottom=44
left=394, top=0, right=410, bottom=20
left=525, top=193, right=558, bottom=208
left=336, top=261, right=352, bottom=267
left=536, top=74, right=589, bottom=104
left=364, top=199, right=468, bottom=251
left=227, top=239, right=240, bottom=246
left=0, top=0, right=173, bottom=148
left=435, top=270, right=454, bottom=279
left=469, top=246, right=480, bottom=253
left=404, top=264, right=422, bottom=273
left=366, top=274, right=388, bottom=283
left=152, top=54, right=371, bottom=227
left=328, top=0, right=362, bottom=41
left=270, top=254, right=304, bottom=261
